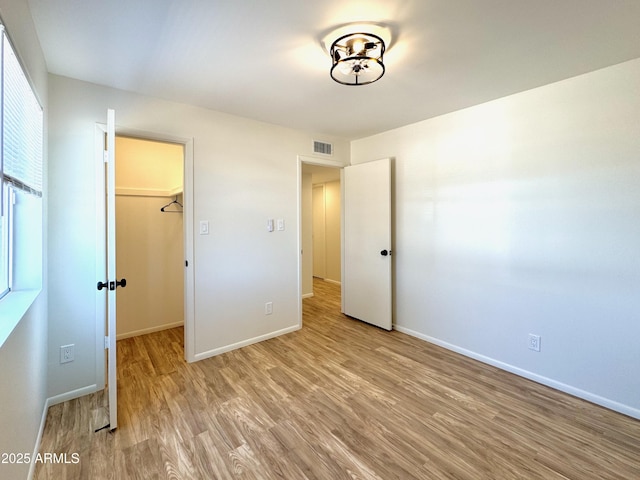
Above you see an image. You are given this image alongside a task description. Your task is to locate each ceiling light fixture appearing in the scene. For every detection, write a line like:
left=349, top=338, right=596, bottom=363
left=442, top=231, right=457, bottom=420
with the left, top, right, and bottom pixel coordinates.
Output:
left=329, top=32, right=385, bottom=86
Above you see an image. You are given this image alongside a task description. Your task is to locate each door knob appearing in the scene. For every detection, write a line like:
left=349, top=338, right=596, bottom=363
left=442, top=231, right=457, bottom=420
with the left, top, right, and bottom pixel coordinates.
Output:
left=97, top=281, right=108, bottom=291
left=109, top=278, right=127, bottom=290
left=380, top=249, right=389, bottom=256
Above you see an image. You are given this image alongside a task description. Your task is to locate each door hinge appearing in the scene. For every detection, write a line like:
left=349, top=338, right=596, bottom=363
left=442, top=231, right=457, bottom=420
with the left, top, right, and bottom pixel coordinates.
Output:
left=104, top=336, right=109, bottom=349
left=103, top=132, right=108, bottom=155
left=103, top=150, right=108, bottom=163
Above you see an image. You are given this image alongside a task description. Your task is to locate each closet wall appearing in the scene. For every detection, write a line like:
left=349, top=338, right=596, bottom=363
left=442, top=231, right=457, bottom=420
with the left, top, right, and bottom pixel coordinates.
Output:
left=115, top=136, right=184, bottom=339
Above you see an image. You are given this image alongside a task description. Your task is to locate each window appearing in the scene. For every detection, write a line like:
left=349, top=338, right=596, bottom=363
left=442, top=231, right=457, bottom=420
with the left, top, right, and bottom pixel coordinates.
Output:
left=0, top=186, right=12, bottom=298
left=0, top=188, right=8, bottom=297
left=0, top=25, right=43, bottom=301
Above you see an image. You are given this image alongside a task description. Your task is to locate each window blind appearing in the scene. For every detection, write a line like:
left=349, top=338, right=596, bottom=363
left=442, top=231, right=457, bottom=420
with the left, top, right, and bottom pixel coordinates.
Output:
left=1, top=31, right=43, bottom=197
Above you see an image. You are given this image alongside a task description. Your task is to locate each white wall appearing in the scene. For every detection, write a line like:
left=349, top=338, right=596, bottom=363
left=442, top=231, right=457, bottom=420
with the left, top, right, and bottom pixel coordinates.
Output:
left=0, top=1, right=48, bottom=479
left=116, top=136, right=183, bottom=193
left=116, top=194, right=184, bottom=338
left=352, top=58, right=640, bottom=418
left=47, top=74, right=349, bottom=397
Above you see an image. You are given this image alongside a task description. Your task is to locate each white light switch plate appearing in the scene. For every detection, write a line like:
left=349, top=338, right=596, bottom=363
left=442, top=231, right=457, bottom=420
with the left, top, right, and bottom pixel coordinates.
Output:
left=199, top=220, right=209, bottom=235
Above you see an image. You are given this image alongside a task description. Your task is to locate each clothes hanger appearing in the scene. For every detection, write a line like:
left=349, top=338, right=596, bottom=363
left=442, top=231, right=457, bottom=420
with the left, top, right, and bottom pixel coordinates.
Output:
left=160, top=195, right=183, bottom=213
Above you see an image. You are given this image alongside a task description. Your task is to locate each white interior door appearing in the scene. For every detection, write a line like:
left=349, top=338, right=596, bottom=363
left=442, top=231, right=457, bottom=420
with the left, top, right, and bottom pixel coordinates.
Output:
left=96, top=109, right=120, bottom=430
left=342, top=158, right=392, bottom=330
left=106, top=109, right=118, bottom=430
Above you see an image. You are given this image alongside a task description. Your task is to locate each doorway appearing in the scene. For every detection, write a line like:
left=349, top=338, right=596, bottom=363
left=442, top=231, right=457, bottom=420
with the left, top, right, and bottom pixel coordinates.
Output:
left=114, top=136, right=185, bottom=344
left=95, top=118, right=195, bottom=431
left=300, top=161, right=342, bottom=312
left=299, top=156, right=394, bottom=331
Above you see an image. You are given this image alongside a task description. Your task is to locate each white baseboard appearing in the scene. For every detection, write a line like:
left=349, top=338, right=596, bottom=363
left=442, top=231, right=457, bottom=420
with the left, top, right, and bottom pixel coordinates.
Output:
left=194, top=324, right=301, bottom=362
left=46, top=384, right=98, bottom=407
left=394, top=325, right=640, bottom=421
left=116, top=321, right=184, bottom=340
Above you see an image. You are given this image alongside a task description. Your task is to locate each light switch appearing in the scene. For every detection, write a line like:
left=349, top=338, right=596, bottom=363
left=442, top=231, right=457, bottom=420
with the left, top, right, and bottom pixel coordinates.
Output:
left=277, top=219, right=285, bottom=231
left=199, top=220, right=209, bottom=235
left=267, top=219, right=274, bottom=232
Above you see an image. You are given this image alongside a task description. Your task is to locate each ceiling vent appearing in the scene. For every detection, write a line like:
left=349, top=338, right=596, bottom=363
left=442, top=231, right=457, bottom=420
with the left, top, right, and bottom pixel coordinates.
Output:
left=313, top=140, right=333, bottom=156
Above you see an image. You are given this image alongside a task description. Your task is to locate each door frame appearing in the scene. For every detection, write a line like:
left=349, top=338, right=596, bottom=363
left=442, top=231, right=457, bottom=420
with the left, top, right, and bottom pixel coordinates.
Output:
left=95, top=124, right=196, bottom=389
left=297, top=154, right=346, bottom=326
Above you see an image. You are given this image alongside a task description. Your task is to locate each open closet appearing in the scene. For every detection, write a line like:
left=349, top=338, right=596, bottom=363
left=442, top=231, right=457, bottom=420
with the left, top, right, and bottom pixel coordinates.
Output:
left=115, top=136, right=185, bottom=340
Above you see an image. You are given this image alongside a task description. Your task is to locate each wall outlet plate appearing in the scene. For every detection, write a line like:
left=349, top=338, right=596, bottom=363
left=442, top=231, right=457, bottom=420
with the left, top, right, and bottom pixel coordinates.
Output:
left=60, top=344, right=75, bottom=363
left=528, top=334, right=541, bottom=352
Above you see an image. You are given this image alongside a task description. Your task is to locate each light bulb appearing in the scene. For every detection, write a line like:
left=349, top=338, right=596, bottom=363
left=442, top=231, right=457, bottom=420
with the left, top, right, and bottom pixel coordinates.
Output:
left=352, top=39, right=364, bottom=55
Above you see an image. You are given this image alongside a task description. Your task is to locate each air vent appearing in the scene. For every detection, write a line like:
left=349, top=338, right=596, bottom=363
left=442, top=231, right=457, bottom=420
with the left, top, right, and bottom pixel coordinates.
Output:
left=313, top=140, right=333, bottom=156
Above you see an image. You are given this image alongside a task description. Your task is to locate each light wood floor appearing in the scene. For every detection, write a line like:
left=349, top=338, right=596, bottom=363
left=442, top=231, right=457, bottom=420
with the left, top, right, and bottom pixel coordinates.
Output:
left=36, top=279, right=640, bottom=479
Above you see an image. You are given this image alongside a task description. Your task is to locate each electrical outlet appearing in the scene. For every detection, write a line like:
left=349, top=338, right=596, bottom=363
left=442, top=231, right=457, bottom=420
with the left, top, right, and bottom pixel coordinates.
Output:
left=528, top=334, right=541, bottom=352
left=265, top=302, right=273, bottom=315
left=60, top=344, right=75, bottom=363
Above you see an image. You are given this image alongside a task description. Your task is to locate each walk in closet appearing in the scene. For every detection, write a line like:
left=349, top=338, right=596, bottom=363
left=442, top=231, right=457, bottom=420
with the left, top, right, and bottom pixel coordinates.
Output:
left=115, top=136, right=184, bottom=339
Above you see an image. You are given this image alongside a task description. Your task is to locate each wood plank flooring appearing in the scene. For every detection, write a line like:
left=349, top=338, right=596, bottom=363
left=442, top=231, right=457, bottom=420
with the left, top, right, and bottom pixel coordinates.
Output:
left=35, top=279, right=640, bottom=479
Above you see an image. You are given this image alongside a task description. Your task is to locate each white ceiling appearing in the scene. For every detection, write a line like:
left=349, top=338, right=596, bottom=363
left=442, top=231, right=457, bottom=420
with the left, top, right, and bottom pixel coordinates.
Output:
left=27, top=0, right=640, bottom=140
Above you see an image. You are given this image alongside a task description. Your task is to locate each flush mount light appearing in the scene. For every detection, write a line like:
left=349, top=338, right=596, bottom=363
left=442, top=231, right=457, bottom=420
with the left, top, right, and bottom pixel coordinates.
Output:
left=329, top=32, right=385, bottom=86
